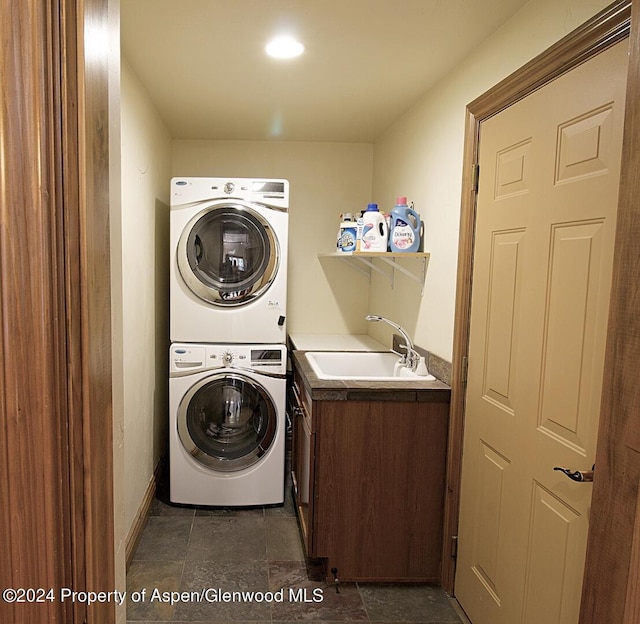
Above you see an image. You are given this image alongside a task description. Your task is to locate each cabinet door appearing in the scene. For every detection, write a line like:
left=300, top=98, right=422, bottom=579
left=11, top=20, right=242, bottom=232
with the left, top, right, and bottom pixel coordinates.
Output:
left=315, top=400, right=449, bottom=581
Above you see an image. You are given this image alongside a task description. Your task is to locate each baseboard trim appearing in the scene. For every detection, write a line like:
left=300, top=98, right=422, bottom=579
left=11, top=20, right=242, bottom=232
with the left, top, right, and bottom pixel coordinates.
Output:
left=125, top=458, right=164, bottom=569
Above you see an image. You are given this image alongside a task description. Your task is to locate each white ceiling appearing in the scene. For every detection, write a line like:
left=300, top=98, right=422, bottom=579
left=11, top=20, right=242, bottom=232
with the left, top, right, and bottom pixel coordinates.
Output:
left=121, top=0, right=531, bottom=142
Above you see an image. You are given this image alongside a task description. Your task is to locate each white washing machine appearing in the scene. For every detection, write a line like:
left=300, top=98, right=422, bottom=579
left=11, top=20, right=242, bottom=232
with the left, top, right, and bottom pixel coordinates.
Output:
left=170, top=177, right=289, bottom=344
left=169, top=342, right=286, bottom=506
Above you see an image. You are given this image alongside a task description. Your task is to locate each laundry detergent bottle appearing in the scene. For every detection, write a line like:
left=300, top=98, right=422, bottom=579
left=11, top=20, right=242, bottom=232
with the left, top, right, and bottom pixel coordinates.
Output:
left=389, top=197, right=421, bottom=252
left=336, top=213, right=357, bottom=253
left=360, top=203, right=388, bottom=252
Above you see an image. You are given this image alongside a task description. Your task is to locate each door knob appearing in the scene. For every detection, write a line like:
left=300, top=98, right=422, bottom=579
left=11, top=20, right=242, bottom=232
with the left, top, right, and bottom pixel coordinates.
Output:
left=553, top=465, right=595, bottom=482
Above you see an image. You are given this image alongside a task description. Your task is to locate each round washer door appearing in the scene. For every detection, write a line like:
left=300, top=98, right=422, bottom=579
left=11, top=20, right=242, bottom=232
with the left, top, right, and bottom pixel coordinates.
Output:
left=177, top=373, right=278, bottom=472
left=177, top=202, right=279, bottom=306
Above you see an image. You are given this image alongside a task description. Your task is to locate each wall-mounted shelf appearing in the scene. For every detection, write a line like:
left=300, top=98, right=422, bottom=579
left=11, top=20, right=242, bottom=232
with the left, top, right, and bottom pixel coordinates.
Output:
left=318, top=251, right=430, bottom=295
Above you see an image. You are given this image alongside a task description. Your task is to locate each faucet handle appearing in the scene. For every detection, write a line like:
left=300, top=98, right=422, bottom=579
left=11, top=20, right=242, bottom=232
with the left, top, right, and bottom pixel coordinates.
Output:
left=406, top=348, right=420, bottom=370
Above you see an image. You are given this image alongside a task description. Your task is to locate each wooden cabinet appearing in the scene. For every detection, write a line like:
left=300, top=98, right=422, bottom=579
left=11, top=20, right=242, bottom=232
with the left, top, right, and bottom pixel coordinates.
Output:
left=290, top=362, right=449, bottom=582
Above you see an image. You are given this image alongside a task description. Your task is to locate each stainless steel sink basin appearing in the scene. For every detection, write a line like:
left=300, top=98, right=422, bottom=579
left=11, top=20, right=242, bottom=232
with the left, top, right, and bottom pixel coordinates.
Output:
left=305, top=351, right=435, bottom=381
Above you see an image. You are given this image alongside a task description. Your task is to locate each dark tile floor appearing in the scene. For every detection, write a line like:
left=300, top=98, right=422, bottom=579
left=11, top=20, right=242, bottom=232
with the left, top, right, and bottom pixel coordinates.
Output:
left=126, top=467, right=467, bottom=623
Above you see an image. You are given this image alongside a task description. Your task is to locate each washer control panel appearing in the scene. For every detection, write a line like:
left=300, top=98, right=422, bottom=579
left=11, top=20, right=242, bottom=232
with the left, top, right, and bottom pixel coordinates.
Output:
left=170, top=343, right=286, bottom=375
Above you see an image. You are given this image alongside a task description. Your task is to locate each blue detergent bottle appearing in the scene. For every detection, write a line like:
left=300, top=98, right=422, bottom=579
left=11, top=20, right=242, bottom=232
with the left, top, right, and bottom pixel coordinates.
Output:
left=389, top=197, right=421, bottom=252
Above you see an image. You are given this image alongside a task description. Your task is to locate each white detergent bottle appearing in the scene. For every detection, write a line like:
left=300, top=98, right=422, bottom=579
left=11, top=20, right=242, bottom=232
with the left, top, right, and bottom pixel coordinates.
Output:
left=360, top=203, right=388, bottom=252
left=389, top=197, right=421, bottom=252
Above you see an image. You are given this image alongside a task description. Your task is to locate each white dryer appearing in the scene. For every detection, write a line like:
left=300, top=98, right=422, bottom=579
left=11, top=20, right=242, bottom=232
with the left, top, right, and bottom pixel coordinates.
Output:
left=169, top=342, right=286, bottom=506
left=170, top=177, right=289, bottom=344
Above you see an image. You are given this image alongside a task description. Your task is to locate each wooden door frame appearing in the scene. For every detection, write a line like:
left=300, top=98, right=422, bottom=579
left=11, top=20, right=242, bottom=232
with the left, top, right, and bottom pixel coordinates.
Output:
left=0, top=1, right=114, bottom=622
left=442, top=0, right=632, bottom=599
left=580, top=0, right=640, bottom=620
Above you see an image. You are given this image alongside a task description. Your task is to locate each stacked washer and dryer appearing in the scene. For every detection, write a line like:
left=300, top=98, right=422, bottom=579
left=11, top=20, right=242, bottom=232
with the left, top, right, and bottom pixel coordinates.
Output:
left=168, top=178, right=289, bottom=506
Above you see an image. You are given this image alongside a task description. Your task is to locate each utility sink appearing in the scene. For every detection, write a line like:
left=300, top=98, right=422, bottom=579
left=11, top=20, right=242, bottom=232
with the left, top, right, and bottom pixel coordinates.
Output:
left=305, top=351, right=435, bottom=381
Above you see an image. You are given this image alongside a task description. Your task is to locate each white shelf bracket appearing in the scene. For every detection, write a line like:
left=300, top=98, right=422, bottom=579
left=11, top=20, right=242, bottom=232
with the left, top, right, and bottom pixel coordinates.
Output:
left=337, top=256, right=370, bottom=279
left=353, top=256, right=392, bottom=284
left=377, top=256, right=428, bottom=295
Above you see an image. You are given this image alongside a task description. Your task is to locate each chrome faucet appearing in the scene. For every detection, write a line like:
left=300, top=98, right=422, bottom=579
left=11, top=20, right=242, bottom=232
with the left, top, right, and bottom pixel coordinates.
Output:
left=365, top=315, right=420, bottom=370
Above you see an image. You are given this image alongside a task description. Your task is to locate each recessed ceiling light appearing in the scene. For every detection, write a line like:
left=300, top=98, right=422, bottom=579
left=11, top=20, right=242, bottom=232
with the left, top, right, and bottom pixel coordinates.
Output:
left=265, top=36, right=305, bottom=59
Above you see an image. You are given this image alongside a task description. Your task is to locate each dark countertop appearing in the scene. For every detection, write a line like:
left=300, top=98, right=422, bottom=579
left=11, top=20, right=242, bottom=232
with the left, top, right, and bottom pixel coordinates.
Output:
left=291, top=350, right=451, bottom=403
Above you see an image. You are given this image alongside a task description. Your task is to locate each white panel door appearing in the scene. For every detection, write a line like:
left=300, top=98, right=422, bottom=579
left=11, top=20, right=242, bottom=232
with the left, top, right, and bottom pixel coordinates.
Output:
left=455, top=40, right=628, bottom=624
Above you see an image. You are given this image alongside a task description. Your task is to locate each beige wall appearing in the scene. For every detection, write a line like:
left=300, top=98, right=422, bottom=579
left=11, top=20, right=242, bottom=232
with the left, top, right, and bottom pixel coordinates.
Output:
left=119, top=60, right=172, bottom=537
left=370, top=0, right=611, bottom=360
left=172, top=140, right=374, bottom=335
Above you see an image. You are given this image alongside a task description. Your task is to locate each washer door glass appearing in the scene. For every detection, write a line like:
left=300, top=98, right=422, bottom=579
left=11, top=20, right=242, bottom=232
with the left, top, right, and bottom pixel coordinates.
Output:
left=177, top=203, right=279, bottom=306
left=178, top=374, right=278, bottom=472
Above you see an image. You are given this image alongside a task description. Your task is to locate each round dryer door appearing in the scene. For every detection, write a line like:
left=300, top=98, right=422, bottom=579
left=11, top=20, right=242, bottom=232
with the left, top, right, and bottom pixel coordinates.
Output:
left=177, top=202, right=279, bottom=306
left=177, top=373, right=278, bottom=472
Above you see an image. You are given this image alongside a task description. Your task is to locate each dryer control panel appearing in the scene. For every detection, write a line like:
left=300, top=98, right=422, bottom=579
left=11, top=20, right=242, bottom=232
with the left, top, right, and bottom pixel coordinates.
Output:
left=171, top=177, right=289, bottom=211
